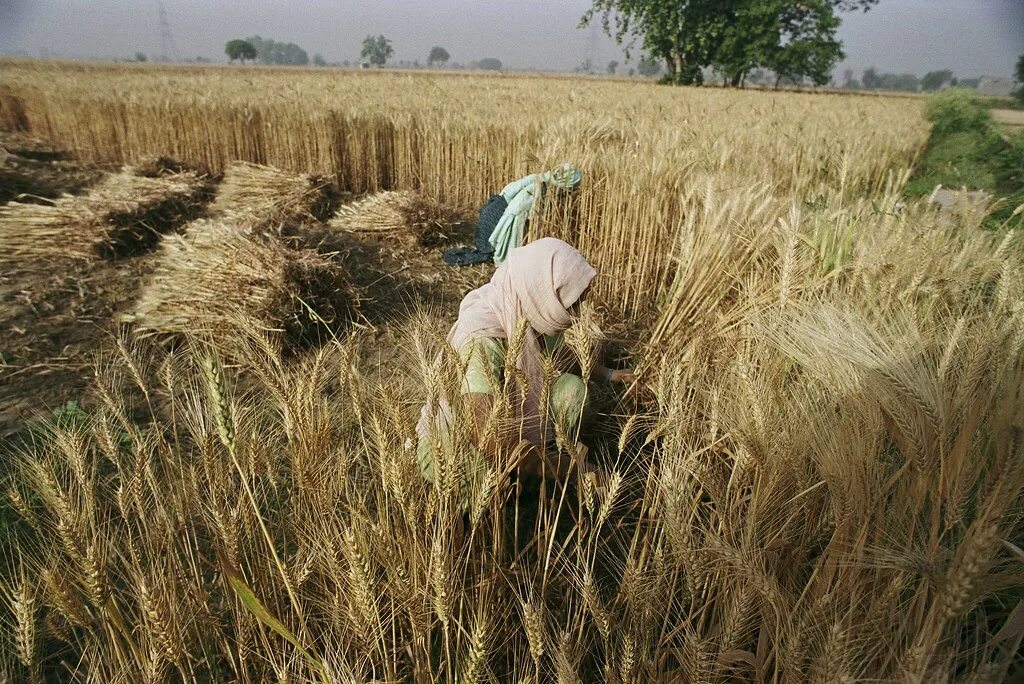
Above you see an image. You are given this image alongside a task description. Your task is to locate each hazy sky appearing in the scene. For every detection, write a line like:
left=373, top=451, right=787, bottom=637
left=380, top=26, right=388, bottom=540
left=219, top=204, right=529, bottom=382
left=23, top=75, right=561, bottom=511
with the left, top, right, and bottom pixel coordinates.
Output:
left=1, top=1, right=1021, bottom=77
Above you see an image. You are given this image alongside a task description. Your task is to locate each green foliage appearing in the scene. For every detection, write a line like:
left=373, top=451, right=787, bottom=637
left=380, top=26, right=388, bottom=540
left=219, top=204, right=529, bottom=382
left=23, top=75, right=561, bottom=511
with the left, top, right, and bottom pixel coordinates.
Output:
left=48, top=399, right=88, bottom=429
left=224, top=564, right=328, bottom=681
left=361, top=35, right=393, bottom=67
left=312, top=53, right=327, bottom=67
left=921, top=69, right=954, bottom=92
left=861, top=67, right=921, bottom=92
left=607, top=60, right=619, bottom=75
left=428, top=46, right=450, bottom=67
left=245, top=36, right=309, bottom=66
left=907, top=90, right=1024, bottom=229
left=637, top=57, right=662, bottom=77
left=224, top=39, right=257, bottom=64
left=476, top=58, right=503, bottom=71
left=768, top=1, right=844, bottom=86
left=925, top=89, right=994, bottom=138
left=715, top=0, right=844, bottom=87
left=582, top=0, right=874, bottom=86
left=1017, top=54, right=1024, bottom=104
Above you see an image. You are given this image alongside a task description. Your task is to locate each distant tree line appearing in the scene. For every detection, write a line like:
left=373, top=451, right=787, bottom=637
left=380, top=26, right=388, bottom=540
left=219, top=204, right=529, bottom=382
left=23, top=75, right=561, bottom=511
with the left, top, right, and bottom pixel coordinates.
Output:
left=221, top=36, right=514, bottom=73
left=836, top=67, right=996, bottom=94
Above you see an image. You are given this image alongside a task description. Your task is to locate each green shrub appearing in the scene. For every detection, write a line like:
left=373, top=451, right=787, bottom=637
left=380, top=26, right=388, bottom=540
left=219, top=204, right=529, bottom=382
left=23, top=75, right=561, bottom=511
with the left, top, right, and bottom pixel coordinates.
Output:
left=908, top=91, right=1024, bottom=229
left=925, top=88, right=993, bottom=137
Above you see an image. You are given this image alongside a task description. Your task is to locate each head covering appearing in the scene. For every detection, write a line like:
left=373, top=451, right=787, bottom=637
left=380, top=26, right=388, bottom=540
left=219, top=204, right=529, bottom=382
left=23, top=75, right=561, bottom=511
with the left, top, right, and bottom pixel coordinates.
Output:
left=544, top=163, right=583, bottom=191
left=450, top=237, right=595, bottom=347
left=420, top=238, right=596, bottom=447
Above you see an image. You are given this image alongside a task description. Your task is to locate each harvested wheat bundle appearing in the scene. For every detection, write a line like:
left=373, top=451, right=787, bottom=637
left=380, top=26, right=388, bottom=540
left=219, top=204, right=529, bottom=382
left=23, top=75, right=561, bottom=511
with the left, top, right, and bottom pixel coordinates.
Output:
left=0, top=169, right=210, bottom=266
left=130, top=219, right=355, bottom=351
left=127, top=155, right=192, bottom=178
left=208, top=162, right=335, bottom=230
left=329, top=190, right=467, bottom=247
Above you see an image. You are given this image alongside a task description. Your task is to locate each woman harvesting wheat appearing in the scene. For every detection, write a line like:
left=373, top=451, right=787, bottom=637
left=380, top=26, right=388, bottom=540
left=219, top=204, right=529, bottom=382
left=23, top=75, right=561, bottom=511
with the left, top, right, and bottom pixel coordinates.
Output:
left=416, top=238, right=634, bottom=499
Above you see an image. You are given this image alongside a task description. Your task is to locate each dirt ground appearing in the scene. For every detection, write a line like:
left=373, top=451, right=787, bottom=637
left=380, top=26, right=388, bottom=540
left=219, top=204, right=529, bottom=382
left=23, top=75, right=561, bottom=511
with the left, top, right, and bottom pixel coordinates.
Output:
left=0, top=132, right=492, bottom=439
left=992, top=108, right=1024, bottom=136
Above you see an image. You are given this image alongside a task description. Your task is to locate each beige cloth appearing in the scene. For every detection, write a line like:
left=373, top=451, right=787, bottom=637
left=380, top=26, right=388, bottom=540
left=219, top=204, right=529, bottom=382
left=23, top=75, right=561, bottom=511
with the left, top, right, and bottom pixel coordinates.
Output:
left=418, top=237, right=596, bottom=447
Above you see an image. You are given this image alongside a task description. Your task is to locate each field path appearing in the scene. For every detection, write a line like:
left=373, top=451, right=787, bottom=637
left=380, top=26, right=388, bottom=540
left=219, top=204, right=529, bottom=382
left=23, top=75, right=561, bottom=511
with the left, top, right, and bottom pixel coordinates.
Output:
left=991, top=108, right=1024, bottom=136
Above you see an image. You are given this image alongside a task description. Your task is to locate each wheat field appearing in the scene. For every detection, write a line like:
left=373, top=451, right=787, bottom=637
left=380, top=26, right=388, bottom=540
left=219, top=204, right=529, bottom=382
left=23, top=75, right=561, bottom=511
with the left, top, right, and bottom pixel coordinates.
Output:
left=1, top=60, right=1022, bottom=683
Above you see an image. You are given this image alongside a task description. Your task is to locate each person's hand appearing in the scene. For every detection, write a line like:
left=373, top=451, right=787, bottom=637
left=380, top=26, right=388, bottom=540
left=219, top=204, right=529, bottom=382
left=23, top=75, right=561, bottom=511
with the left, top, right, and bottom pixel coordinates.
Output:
left=609, top=369, right=636, bottom=385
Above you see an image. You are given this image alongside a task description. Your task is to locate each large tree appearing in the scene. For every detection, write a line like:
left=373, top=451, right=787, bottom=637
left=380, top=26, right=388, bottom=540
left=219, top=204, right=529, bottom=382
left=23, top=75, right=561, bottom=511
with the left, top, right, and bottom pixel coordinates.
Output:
left=921, top=69, right=954, bottom=92
left=245, top=36, right=308, bottom=66
left=582, top=0, right=877, bottom=85
left=225, top=39, right=257, bottom=64
left=428, top=46, right=450, bottom=67
left=361, top=35, right=393, bottom=67
left=765, top=1, right=844, bottom=87
left=476, top=58, right=503, bottom=71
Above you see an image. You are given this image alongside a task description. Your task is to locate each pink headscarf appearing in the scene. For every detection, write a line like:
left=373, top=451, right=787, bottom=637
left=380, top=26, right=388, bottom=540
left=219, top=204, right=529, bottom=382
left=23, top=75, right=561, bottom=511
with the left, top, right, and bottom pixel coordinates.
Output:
left=420, top=238, right=596, bottom=447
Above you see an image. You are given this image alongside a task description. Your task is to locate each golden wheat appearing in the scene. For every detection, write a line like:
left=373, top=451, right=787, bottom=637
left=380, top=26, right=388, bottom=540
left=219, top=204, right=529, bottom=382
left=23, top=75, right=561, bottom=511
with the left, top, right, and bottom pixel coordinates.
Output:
left=0, top=60, right=1021, bottom=683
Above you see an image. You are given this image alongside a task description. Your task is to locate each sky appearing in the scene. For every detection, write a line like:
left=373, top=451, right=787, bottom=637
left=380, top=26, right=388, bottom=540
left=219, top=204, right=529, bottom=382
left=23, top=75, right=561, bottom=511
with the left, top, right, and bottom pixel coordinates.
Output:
left=0, top=0, right=1021, bottom=77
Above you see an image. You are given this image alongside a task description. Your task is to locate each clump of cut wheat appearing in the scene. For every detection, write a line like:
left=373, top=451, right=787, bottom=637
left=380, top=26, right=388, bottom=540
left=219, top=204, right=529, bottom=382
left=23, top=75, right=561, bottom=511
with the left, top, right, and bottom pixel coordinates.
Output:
left=329, top=190, right=467, bottom=247
left=129, top=219, right=355, bottom=351
left=0, top=168, right=210, bottom=267
left=208, top=161, right=334, bottom=230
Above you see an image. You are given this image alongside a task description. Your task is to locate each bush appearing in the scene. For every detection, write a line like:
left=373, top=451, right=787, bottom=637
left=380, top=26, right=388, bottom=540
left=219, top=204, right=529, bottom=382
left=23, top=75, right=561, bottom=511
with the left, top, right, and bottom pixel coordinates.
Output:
left=907, top=89, right=1024, bottom=225
left=924, top=88, right=993, bottom=138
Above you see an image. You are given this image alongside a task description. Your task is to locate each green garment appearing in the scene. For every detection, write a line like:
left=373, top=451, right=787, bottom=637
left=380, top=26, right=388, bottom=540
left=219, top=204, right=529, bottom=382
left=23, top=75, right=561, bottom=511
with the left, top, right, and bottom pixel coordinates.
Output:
left=416, top=335, right=587, bottom=502
left=487, top=163, right=582, bottom=266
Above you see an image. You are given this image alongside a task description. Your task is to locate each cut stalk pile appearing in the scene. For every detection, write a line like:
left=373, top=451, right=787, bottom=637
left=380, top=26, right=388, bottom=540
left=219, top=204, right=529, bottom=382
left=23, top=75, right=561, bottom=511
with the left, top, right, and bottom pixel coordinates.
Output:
left=330, top=190, right=467, bottom=246
left=0, top=168, right=209, bottom=267
left=129, top=219, right=355, bottom=351
left=208, top=161, right=335, bottom=231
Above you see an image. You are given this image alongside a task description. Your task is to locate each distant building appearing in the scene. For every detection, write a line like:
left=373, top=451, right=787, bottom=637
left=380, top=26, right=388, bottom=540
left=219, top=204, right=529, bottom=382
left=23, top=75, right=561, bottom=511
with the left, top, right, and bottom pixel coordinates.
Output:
left=977, top=76, right=1017, bottom=97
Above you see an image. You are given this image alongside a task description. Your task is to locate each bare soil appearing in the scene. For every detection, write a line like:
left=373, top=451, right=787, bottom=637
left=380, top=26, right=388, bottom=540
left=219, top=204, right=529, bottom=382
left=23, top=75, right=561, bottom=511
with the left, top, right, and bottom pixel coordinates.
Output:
left=992, top=108, right=1024, bottom=136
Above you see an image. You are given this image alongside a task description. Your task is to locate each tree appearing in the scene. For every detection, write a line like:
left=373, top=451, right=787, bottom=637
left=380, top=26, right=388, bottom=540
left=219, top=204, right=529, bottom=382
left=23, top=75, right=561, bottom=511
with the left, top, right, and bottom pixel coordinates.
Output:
left=1016, top=55, right=1024, bottom=103
left=135, top=52, right=148, bottom=62
left=860, top=71, right=919, bottom=92
left=576, top=59, right=594, bottom=74
left=607, top=60, right=619, bottom=75
left=637, top=57, right=663, bottom=77
left=581, top=0, right=877, bottom=86
left=361, top=35, right=393, bottom=67
left=766, top=1, right=844, bottom=87
left=225, top=39, right=257, bottom=64
left=245, top=36, right=308, bottom=65
left=861, top=66, right=879, bottom=89
left=477, top=58, right=503, bottom=71
left=922, top=69, right=954, bottom=92
left=313, top=53, right=327, bottom=67
left=428, top=46, right=450, bottom=67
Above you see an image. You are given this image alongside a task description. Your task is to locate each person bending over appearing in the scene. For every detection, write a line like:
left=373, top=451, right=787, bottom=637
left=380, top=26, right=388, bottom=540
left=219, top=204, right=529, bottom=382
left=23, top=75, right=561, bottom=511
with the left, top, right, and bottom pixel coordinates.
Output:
left=417, top=237, right=634, bottom=496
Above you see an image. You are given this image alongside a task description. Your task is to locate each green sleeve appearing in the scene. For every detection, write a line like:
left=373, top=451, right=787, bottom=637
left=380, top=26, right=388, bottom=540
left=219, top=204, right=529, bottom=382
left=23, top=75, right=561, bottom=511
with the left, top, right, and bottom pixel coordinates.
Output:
left=459, top=337, right=504, bottom=395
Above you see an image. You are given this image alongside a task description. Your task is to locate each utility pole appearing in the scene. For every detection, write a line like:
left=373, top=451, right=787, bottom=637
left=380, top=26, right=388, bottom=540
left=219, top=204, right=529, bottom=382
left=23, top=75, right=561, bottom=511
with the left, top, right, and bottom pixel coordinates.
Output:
left=155, top=0, right=179, bottom=62
left=585, top=21, right=598, bottom=74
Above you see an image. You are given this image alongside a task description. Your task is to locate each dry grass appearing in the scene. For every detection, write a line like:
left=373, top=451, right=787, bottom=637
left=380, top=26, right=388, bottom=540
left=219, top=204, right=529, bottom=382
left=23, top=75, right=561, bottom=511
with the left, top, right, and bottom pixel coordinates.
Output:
left=0, top=168, right=209, bottom=269
left=0, top=61, right=1022, bottom=682
left=330, top=190, right=468, bottom=246
left=128, top=219, right=355, bottom=352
